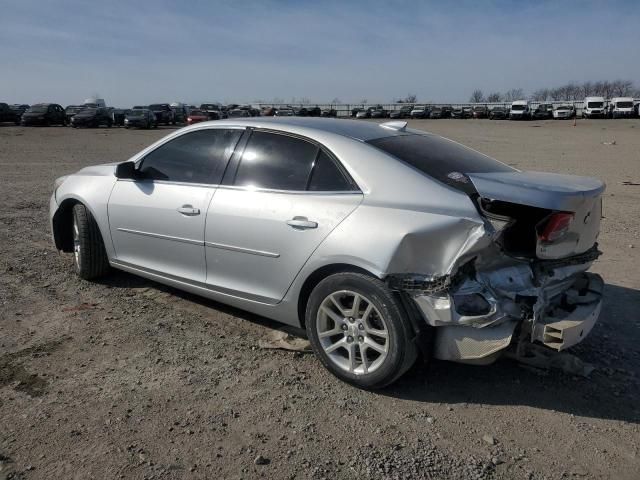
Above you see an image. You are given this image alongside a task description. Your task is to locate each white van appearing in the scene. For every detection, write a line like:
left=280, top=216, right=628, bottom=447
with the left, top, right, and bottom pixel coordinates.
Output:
left=509, top=100, right=530, bottom=120
left=609, top=97, right=634, bottom=118
left=582, top=97, right=606, bottom=118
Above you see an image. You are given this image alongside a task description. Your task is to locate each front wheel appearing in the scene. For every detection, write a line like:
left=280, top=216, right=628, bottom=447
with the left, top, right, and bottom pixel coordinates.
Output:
left=72, top=203, right=110, bottom=280
left=305, top=273, right=418, bottom=389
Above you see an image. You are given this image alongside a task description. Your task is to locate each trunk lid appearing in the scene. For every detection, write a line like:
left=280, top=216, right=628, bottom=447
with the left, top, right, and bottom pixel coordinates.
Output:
left=468, top=171, right=605, bottom=260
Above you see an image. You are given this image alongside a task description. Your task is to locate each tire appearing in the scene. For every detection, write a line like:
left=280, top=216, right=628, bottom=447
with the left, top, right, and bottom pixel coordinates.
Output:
left=71, top=203, right=110, bottom=280
left=305, top=272, right=418, bottom=389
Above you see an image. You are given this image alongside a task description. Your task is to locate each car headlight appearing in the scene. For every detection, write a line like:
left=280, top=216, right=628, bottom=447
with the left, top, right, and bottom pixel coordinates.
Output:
left=125, top=118, right=129, bottom=123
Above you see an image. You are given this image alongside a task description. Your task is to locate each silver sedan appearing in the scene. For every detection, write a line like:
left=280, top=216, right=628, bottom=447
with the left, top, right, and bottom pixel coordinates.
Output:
left=50, top=117, right=605, bottom=388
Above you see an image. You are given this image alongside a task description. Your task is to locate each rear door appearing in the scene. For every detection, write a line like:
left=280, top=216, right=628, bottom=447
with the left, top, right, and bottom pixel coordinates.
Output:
left=204, top=130, right=362, bottom=303
left=108, top=128, right=243, bottom=283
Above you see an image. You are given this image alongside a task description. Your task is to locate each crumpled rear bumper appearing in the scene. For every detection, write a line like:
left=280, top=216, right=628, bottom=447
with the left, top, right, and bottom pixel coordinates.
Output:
left=411, top=269, right=604, bottom=363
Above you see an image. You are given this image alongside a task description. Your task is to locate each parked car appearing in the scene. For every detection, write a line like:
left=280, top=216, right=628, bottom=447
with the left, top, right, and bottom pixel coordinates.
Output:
left=149, top=103, right=176, bottom=125
left=552, top=104, right=576, bottom=120
left=509, top=100, right=531, bottom=120
left=355, top=108, right=371, bottom=119
left=293, top=106, right=309, bottom=116
left=471, top=106, right=488, bottom=119
left=124, top=109, right=157, bottom=129
left=489, top=106, right=508, bottom=120
left=171, top=104, right=189, bottom=124
left=111, top=109, right=128, bottom=127
left=389, top=105, right=414, bottom=119
left=21, top=103, right=66, bottom=126
left=307, top=106, right=322, bottom=117
left=10, top=104, right=30, bottom=118
left=197, top=104, right=223, bottom=120
left=440, top=106, right=453, bottom=118
left=582, top=97, right=606, bottom=118
left=321, top=108, right=337, bottom=117
left=71, top=107, right=113, bottom=128
left=260, top=107, right=276, bottom=116
left=410, top=105, right=430, bottom=118
left=50, top=117, right=605, bottom=389
left=451, top=106, right=472, bottom=119
left=370, top=108, right=387, bottom=118
left=0, top=102, right=21, bottom=125
left=608, top=97, right=634, bottom=118
left=532, top=104, right=553, bottom=120
left=186, top=109, right=210, bottom=125
left=274, top=107, right=295, bottom=116
left=429, top=107, right=443, bottom=119
left=228, top=108, right=251, bottom=118
left=64, top=105, right=83, bottom=124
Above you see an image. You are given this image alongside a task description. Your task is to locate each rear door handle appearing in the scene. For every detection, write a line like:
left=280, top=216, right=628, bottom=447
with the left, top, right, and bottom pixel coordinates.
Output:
left=177, top=205, right=200, bottom=216
left=286, top=216, right=318, bottom=229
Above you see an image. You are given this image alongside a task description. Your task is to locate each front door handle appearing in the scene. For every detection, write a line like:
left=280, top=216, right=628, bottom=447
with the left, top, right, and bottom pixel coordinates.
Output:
left=286, top=216, right=318, bottom=229
left=177, top=205, right=200, bottom=216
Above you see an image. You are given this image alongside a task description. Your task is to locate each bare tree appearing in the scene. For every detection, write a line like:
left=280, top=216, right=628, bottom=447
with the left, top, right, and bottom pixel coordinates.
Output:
left=503, top=88, right=524, bottom=102
left=469, top=89, right=484, bottom=103
left=404, top=93, right=417, bottom=103
left=360, top=99, right=368, bottom=105
left=331, top=97, right=342, bottom=104
left=531, top=88, right=550, bottom=101
left=486, top=92, right=502, bottom=102
left=612, top=79, right=633, bottom=96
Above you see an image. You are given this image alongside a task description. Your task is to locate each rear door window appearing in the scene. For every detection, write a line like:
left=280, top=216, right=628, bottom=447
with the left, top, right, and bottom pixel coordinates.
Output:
left=308, top=150, right=356, bottom=191
left=233, top=131, right=318, bottom=190
left=139, top=129, right=242, bottom=184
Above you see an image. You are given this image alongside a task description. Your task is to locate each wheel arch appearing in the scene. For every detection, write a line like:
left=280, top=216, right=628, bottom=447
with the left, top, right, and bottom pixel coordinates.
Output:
left=296, top=263, right=379, bottom=328
left=52, top=197, right=107, bottom=253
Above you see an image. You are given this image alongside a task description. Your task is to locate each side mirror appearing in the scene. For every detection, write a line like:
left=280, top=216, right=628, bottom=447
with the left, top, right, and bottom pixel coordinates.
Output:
left=115, top=161, right=138, bottom=179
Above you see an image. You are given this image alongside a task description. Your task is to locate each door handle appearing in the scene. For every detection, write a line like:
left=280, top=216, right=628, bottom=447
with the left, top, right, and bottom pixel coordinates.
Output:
left=286, top=216, right=318, bottom=229
left=177, top=205, right=200, bottom=216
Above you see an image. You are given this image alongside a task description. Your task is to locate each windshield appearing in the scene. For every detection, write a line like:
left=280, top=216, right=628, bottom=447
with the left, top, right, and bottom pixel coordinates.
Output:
left=367, top=134, right=515, bottom=193
left=616, top=101, right=633, bottom=108
left=556, top=105, right=571, bottom=110
left=511, top=105, right=525, bottom=111
left=148, top=104, right=165, bottom=110
left=79, top=108, right=97, bottom=114
left=587, top=102, right=604, bottom=108
left=28, top=105, right=48, bottom=113
left=201, top=104, right=220, bottom=110
left=189, top=110, right=205, bottom=116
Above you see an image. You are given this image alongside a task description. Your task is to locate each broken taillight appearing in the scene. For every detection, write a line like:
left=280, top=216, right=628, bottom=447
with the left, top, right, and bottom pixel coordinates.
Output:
left=538, top=212, right=574, bottom=243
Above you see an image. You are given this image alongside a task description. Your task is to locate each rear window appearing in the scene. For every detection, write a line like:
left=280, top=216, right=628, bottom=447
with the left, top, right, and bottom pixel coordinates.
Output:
left=367, top=134, right=515, bottom=192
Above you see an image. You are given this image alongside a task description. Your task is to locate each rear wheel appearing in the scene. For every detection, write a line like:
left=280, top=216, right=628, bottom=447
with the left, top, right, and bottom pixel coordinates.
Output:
left=306, top=273, right=417, bottom=389
left=72, top=203, right=110, bottom=280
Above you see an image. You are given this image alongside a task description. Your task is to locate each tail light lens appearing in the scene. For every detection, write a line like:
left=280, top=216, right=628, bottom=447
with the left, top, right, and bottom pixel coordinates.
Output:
left=538, top=212, right=574, bottom=243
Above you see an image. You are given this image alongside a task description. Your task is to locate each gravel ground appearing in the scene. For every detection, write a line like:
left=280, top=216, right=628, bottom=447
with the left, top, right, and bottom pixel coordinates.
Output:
left=1, top=119, right=639, bottom=480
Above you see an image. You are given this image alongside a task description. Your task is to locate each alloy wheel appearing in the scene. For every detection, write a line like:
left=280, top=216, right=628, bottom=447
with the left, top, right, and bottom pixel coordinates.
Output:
left=316, top=290, right=389, bottom=375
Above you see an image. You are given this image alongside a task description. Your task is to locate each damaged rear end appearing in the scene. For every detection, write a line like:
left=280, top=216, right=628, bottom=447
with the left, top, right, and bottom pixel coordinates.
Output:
left=371, top=134, right=605, bottom=364
left=422, top=171, right=604, bottom=363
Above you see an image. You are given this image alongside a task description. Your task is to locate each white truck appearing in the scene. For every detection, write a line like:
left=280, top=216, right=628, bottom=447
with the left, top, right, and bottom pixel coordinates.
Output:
left=509, top=100, right=530, bottom=120
left=608, top=97, right=635, bottom=118
left=582, top=97, right=606, bottom=118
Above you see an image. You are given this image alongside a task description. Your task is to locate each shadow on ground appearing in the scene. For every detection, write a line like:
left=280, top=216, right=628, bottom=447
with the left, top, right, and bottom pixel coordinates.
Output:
left=98, top=272, right=640, bottom=424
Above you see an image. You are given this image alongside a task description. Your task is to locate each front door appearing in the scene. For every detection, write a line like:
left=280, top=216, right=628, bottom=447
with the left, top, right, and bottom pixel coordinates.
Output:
left=108, top=127, right=244, bottom=283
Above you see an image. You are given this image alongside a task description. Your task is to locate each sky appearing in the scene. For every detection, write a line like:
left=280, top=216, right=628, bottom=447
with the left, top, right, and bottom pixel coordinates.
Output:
left=1, top=0, right=639, bottom=107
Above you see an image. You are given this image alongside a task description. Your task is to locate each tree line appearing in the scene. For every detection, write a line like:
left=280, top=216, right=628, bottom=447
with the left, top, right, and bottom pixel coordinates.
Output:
left=469, top=80, right=638, bottom=103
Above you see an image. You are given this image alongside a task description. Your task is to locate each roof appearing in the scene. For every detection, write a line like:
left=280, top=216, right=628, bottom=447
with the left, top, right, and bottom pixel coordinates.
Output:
left=194, top=117, right=411, bottom=141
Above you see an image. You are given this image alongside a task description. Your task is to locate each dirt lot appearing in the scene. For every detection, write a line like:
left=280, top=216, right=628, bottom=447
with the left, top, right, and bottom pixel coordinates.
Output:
left=1, top=118, right=639, bottom=480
